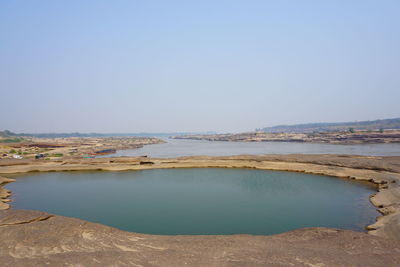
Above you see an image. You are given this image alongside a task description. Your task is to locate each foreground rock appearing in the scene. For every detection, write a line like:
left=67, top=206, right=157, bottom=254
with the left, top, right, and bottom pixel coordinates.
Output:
left=1, top=155, right=400, bottom=243
left=1, top=155, right=400, bottom=265
left=0, top=210, right=399, bottom=266
left=0, top=176, right=15, bottom=210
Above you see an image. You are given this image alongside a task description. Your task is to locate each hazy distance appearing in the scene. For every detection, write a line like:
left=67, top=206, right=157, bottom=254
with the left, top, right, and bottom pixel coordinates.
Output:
left=1, top=1, right=399, bottom=133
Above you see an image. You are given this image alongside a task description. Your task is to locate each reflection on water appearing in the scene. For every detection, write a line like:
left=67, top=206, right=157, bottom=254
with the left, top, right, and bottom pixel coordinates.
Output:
left=100, top=138, right=400, bottom=158
left=7, top=168, right=379, bottom=235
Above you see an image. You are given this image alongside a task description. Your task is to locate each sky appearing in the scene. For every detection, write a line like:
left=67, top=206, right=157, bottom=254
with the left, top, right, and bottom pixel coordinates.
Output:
left=0, top=0, right=399, bottom=133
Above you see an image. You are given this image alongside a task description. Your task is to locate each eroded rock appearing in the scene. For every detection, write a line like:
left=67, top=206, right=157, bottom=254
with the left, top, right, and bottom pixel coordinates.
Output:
left=0, top=210, right=399, bottom=266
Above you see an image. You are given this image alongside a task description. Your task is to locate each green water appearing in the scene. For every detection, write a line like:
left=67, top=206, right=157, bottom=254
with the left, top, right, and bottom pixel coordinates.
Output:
left=6, top=168, right=379, bottom=235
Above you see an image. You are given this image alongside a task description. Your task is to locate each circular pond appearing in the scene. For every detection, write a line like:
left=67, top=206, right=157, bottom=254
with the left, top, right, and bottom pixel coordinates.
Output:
left=6, top=168, right=379, bottom=235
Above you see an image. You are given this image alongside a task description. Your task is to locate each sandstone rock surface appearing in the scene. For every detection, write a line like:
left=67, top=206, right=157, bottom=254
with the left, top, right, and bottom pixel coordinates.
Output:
left=1, top=155, right=400, bottom=266
left=1, top=209, right=399, bottom=266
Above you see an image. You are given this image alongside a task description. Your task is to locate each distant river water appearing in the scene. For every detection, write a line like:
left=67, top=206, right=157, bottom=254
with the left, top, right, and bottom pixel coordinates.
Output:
left=7, top=168, right=378, bottom=235
left=102, top=138, right=400, bottom=158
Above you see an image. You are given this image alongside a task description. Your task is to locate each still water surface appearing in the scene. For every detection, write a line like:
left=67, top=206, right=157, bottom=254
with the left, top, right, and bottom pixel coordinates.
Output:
left=7, top=168, right=379, bottom=235
left=104, top=138, right=400, bottom=158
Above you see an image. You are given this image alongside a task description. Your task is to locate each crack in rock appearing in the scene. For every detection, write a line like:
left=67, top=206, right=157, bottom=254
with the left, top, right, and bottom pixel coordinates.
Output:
left=0, top=215, right=54, bottom=227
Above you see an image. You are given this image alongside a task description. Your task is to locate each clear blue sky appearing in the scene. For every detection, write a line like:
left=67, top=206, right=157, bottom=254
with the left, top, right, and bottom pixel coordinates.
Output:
left=1, top=0, right=399, bottom=133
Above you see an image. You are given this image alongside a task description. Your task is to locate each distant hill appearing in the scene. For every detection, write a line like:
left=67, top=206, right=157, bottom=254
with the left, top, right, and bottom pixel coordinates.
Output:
left=258, top=118, right=400, bottom=133
left=0, top=130, right=15, bottom=138
left=0, top=130, right=217, bottom=138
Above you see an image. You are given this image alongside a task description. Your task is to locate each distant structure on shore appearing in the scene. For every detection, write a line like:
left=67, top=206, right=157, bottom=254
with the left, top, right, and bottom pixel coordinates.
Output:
left=257, top=118, right=400, bottom=133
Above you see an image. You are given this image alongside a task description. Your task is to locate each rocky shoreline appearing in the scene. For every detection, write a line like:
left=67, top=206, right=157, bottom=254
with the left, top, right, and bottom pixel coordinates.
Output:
left=172, top=130, right=400, bottom=144
left=1, top=154, right=400, bottom=265
left=0, top=136, right=165, bottom=160
left=0, top=176, right=14, bottom=210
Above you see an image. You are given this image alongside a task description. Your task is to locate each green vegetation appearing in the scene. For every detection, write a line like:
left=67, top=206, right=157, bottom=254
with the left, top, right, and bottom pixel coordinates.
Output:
left=9, top=149, right=16, bottom=154
left=51, top=153, right=64, bottom=157
left=348, top=128, right=355, bottom=133
left=0, top=137, right=24, bottom=143
left=0, top=130, right=15, bottom=137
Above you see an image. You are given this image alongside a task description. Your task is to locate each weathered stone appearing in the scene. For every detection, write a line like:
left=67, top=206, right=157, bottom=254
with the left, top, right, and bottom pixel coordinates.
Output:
left=1, top=155, right=400, bottom=265
left=0, top=210, right=399, bottom=266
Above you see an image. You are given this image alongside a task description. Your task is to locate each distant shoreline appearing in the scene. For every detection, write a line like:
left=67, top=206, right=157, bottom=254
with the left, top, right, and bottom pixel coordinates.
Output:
left=172, top=129, right=400, bottom=144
